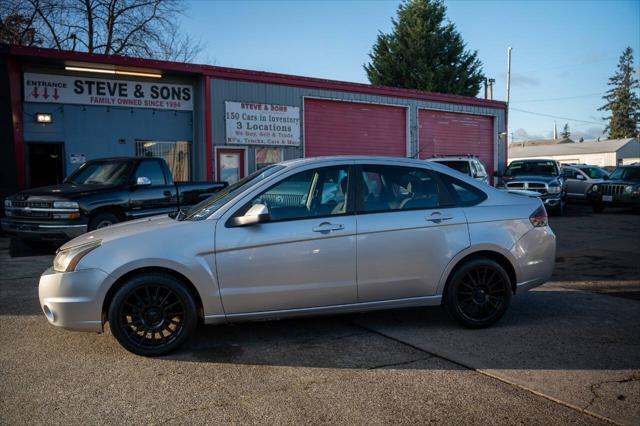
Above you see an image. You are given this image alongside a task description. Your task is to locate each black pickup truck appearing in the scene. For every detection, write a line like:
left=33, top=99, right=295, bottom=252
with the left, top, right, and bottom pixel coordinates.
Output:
left=2, top=157, right=226, bottom=244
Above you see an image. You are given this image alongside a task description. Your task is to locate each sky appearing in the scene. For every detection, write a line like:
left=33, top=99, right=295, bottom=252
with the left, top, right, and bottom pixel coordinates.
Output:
left=180, top=0, right=640, bottom=143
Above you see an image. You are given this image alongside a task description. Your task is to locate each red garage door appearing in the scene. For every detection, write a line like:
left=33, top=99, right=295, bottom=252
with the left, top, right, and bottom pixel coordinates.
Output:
left=304, top=99, right=407, bottom=157
left=418, top=110, right=494, bottom=174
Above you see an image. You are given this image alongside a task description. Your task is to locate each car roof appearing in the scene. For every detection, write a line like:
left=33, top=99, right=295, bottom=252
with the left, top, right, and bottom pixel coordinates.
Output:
left=428, top=157, right=476, bottom=162
left=279, top=155, right=431, bottom=168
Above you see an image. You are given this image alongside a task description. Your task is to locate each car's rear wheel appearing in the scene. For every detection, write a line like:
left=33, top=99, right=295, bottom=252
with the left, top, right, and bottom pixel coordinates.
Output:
left=108, top=273, right=197, bottom=356
left=445, top=258, right=512, bottom=328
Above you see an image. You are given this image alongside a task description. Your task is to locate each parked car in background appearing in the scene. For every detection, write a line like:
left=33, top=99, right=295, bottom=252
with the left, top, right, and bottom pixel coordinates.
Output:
left=2, top=157, right=227, bottom=246
left=496, top=159, right=566, bottom=215
left=588, top=164, right=640, bottom=212
left=38, top=156, right=555, bottom=356
left=427, top=155, right=490, bottom=185
left=561, top=164, right=610, bottom=200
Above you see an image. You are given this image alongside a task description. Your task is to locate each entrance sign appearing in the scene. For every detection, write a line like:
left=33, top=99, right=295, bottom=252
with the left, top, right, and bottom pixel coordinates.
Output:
left=24, top=73, right=193, bottom=111
left=225, top=101, right=300, bottom=146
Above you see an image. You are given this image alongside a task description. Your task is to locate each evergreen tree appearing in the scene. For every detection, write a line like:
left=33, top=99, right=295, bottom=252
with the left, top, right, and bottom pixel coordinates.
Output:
left=560, top=123, right=571, bottom=139
left=599, top=47, right=640, bottom=139
left=364, top=0, right=484, bottom=96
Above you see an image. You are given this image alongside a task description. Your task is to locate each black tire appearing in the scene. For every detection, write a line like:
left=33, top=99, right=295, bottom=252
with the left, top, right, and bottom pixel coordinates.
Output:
left=88, top=212, right=119, bottom=230
left=592, top=203, right=605, bottom=213
left=445, top=258, right=512, bottom=329
left=108, top=273, right=197, bottom=356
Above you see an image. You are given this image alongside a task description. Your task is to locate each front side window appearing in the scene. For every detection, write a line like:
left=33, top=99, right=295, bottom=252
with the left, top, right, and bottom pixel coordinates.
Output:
left=359, top=165, right=444, bottom=213
left=240, top=166, right=350, bottom=222
left=581, top=167, right=609, bottom=179
left=474, top=160, right=488, bottom=177
left=135, top=161, right=166, bottom=185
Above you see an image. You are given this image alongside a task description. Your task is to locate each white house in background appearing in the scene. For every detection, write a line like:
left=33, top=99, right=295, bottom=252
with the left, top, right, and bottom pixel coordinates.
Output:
left=508, top=138, right=640, bottom=167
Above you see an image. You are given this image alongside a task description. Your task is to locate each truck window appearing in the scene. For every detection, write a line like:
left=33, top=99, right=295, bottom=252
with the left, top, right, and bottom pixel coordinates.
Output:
left=135, top=161, right=166, bottom=185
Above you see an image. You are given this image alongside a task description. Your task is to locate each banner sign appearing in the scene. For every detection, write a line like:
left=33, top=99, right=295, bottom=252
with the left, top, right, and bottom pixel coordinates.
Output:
left=225, top=101, right=300, bottom=146
left=23, top=73, right=193, bottom=111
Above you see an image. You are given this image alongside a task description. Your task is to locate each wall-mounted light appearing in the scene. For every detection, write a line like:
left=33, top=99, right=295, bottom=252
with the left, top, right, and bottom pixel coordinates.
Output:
left=65, top=66, right=162, bottom=79
left=36, top=113, right=53, bottom=124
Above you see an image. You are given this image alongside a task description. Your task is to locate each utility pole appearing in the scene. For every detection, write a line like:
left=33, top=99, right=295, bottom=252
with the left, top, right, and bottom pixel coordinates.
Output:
left=506, top=47, right=512, bottom=105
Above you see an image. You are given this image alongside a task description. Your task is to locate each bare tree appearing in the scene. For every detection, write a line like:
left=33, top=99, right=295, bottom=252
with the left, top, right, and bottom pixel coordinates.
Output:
left=0, top=0, right=203, bottom=62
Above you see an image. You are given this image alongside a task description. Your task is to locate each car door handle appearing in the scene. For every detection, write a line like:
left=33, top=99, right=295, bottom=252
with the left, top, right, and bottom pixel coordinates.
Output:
left=312, top=222, right=344, bottom=233
left=426, top=212, right=454, bottom=223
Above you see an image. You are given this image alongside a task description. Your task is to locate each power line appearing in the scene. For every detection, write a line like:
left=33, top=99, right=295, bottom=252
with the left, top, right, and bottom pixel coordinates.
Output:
left=511, top=92, right=605, bottom=103
left=509, top=107, right=604, bottom=125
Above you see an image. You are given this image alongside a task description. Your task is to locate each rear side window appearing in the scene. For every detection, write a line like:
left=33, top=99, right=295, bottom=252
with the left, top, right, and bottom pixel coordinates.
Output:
left=437, top=160, right=471, bottom=176
left=437, top=172, right=487, bottom=207
left=135, top=160, right=166, bottom=185
left=359, top=165, right=449, bottom=213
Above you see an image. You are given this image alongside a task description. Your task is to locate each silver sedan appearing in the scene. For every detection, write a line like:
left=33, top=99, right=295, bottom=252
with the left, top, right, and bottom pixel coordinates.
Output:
left=39, top=156, right=556, bottom=356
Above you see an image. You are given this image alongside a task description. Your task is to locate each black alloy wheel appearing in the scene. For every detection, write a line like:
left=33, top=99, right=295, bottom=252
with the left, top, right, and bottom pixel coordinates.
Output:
left=445, top=258, right=512, bottom=328
left=108, top=273, right=197, bottom=356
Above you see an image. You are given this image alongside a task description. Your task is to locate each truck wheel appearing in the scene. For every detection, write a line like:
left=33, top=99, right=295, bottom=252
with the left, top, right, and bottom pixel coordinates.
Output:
left=592, top=203, right=605, bottom=213
left=89, top=212, right=119, bottom=230
left=108, top=273, right=197, bottom=357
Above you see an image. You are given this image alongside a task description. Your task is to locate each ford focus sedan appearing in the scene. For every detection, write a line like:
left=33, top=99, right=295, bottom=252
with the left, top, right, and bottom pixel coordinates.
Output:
left=39, top=156, right=556, bottom=356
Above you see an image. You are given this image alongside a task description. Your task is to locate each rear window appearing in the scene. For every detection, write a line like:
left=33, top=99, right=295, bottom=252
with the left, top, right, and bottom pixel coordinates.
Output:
left=437, top=172, right=487, bottom=207
left=435, top=160, right=471, bottom=176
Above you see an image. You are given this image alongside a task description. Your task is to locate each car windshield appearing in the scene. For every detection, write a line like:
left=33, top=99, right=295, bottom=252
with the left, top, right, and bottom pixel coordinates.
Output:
left=65, top=160, right=134, bottom=185
left=504, top=160, right=557, bottom=177
left=185, top=165, right=284, bottom=221
left=436, top=160, right=470, bottom=175
left=580, top=167, right=609, bottom=179
left=608, top=167, right=640, bottom=182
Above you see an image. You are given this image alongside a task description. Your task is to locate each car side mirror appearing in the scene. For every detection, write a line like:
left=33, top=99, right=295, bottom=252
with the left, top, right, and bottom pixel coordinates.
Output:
left=493, top=171, right=503, bottom=178
left=576, top=174, right=585, bottom=180
left=229, top=203, right=271, bottom=227
left=136, top=176, right=152, bottom=186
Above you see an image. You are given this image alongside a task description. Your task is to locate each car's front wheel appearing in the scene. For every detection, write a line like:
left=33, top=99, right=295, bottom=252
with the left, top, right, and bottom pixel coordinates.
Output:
left=445, top=258, right=512, bottom=328
left=108, top=273, right=197, bottom=356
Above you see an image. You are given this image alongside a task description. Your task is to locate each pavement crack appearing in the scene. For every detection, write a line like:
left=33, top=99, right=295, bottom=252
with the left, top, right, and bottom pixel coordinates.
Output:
left=368, top=355, right=433, bottom=370
left=583, top=373, right=640, bottom=411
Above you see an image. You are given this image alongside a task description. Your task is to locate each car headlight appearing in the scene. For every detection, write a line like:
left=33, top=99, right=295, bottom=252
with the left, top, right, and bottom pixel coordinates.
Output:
left=53, top=240, right=101, bottom=273
left=624, top=185, right=633, bottom=194
left=53, top=200, right=79, bottom=209
left=591, top=185, right=599, bottom=192
left=4, top=199, right=11, bottom=208
left=547, top=186, right=561, bottom=194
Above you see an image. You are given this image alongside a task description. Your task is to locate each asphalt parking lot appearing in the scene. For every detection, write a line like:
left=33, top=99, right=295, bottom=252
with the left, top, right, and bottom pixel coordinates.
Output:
left=1, top=203, right=639, bottom=425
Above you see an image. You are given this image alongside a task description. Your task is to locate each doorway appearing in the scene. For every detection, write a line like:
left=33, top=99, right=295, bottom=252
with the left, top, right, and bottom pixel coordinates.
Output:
left=26, top=143, right=65, bottom=188
left=216, top=147, right=246, bottom=184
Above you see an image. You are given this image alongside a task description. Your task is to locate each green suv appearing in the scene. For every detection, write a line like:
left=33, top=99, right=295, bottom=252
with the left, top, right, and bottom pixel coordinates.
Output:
left=589, top=164, right=640, bottom=213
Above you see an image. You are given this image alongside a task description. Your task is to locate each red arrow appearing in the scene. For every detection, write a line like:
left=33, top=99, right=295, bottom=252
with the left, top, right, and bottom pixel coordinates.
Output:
left=43, top=87, right=49, bottom=99
left=32, top=87, right=39, bottom=98
left=53, top=88, right=59, bottom=100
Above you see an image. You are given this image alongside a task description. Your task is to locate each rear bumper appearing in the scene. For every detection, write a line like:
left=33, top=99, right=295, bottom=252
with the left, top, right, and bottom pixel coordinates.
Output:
left=38, top=267, right=112, bottom=332
left=1, top=218, right=88, bottom=242
left=511, top=226, right=556, bottom=293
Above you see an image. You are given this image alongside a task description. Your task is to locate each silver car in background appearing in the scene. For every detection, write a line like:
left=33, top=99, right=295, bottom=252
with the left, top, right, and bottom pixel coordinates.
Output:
left=561, top=164, right=610, bottom=200
left=39, top=156, right=556, bottom=356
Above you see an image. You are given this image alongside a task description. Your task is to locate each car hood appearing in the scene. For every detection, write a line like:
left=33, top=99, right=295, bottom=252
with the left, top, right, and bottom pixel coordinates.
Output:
left=502, top=175, right=559, bottom=183
left=10, top=183, right=119, bottom=200
left=60, top=215, right=185, bottom=249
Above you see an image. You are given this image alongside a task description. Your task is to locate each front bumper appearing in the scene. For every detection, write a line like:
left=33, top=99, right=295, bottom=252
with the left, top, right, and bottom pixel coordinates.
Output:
left=511, top=226, right=556, bottom=293
left=588, top=192, right=640, bottom=207
left=38, top=267, right=113, bottom=332
left=540, top=193, right=563, bottom=209
left=1, top=218, right=88, bottom=242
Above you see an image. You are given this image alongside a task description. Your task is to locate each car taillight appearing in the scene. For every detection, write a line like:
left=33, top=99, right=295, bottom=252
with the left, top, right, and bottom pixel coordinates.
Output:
left=529, top=205, right=548, bottom=227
